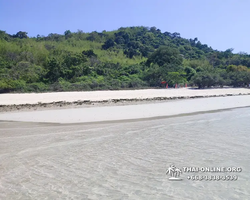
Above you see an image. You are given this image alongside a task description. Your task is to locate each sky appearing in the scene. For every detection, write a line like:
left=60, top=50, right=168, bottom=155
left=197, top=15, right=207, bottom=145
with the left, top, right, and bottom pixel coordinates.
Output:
left=1, top=0, right=250, bottom=53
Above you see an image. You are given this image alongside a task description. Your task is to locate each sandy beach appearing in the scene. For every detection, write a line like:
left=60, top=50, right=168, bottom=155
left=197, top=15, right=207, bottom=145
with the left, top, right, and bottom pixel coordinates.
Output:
left=0, top=95, right=250, bottom=124
left=1, top=87, right=250, bottom=112
left=0, top=87, right=250, bottom=123
left=1, top=87, right=250, bottom=105
left=1, top=88, right=250, bottom=199
left=0, top=88, right=250, bottom=124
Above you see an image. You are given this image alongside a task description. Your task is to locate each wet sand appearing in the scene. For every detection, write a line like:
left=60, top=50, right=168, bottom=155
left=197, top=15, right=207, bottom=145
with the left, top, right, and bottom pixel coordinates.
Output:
left=1, top=92, right=250, bottom=199
left=1, top=88, right=250, bottom=112
left=0, top=108, right=249, bottom=199
left=0, top=96, right=250, bottom=124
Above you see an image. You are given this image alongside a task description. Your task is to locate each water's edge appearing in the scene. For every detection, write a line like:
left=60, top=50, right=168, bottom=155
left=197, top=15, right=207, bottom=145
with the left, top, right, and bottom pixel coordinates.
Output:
left=1, top=93, right=250, bottom=112
left=1, top=105, right=249, bottom=126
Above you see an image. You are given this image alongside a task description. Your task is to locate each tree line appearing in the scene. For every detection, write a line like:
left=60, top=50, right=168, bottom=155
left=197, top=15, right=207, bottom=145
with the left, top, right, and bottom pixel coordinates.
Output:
left=1, top=26, right=250, bottom=93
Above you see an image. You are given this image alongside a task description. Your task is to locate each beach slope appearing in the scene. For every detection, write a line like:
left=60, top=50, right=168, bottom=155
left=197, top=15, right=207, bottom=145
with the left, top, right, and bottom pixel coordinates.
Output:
left=1, top=88, right=250, bottom=106
left=0, top=95, right=250, bottom=124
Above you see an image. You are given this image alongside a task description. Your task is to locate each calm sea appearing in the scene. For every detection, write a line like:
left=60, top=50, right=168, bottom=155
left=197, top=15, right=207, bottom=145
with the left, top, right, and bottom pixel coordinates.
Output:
left=0, top=107, right=250, bottom=199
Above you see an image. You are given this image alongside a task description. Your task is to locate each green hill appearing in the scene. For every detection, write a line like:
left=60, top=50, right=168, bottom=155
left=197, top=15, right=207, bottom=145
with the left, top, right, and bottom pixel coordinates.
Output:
left=1, top=26, right=250, bottom=92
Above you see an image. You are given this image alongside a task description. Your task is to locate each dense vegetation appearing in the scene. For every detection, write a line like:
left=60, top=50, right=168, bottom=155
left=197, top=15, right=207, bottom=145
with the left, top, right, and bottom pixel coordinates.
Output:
left=1, top=26, right=250, bottom=93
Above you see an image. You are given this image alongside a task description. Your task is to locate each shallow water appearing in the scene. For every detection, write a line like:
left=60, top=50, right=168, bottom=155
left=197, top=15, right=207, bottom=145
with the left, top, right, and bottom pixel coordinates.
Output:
left=0, top=107, right=250, bottom=199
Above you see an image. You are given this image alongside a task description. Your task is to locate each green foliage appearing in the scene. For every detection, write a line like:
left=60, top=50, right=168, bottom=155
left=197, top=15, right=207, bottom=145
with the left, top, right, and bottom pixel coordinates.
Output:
left=142, top=64, right=162, bottom=86
left=1, top=26, right=250, bottom=92
left=82, top=50, right=97, bottom=58
left=226, top=65, right=249, bottom=72
left=146, top=46, right=183, bottom=67
left=228, top=71, right=250, bottom=87
left=64, top=30, right=72, bottom=39
left=184, top=66, right=196, bottom=81
left=13, top=31, right=28, bottom=39
left=102, top=39, right=115, bottom=50
left=26, top=82, right=48, bottom=92
left=190, top=72, right=226, bottom=88
left=0, top=79, right=26, bottom=92
left=166, top=72, right=187, bottom=86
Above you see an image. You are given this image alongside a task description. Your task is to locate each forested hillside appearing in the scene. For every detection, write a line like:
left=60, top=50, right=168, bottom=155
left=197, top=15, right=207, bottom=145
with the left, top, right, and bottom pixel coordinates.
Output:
left=1, top=26, right=250, bottom=93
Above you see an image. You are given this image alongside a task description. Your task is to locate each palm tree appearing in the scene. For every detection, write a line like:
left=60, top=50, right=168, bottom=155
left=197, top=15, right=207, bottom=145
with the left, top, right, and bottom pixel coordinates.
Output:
left=166, top=165, right=175, bottom=177
left=175, top=168, right=182, bottom=177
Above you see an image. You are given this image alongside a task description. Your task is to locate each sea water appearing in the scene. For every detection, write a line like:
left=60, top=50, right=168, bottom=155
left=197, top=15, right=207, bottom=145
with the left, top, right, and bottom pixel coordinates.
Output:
left=0, top=107, right=249, bottom=199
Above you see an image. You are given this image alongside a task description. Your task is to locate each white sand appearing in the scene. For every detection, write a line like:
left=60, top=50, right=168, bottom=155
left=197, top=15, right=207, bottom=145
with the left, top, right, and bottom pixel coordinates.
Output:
left=1, top=88, right=250, bottom=105
left=1, top=96, right=250, bottom=123
left=1, top=90, right=250, bottom=199
left=1, top=108, right=249, bottom=199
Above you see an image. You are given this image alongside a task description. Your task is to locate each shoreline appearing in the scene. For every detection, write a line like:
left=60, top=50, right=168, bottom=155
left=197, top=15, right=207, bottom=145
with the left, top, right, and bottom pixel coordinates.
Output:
left=1, top=95, right=250, bottom=124
left=1, top=88, right=250, bottom=112
left=3, top=106, right=245, bottom=126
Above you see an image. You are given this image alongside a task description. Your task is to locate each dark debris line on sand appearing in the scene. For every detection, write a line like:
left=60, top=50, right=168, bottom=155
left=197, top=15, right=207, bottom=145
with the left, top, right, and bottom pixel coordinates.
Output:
left=1, top=93, right=250, bottom=112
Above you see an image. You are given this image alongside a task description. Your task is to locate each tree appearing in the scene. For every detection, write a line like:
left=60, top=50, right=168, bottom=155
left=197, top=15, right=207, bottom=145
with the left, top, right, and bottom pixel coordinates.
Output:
left=228, top=71, right=250, bottom=87
left=142, top=64, right=162, bottom=86
left=2, top=26, right=250, bottom=93
left=14, top=31, right=28, bottom=39
left=82, top=50, right=97, bottom=58
left=172, top=32, right=181, bottom=38
left=146, top=46, right=183, bottom=67
left=10, top=61, right=43, bottom=83
left=45, top=58, right=62, bottom=82
left=46, top=33, right=62, bottom=42
left=191, top=72, right=222, bottom=88
left=0, top=31, right=10, bottom=41
left=64, top=30, right=72, bottom=39
left=184, top=66, right=196, bottom=81
left=124, top=48, right=140, bottom=58
left=226, top=65, right=248, bottom=72
left=166, top=72, right=186, bottom=86
left=223, top=48, right=234, bottom=58
left=102, top=39, right=115, bottom=50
